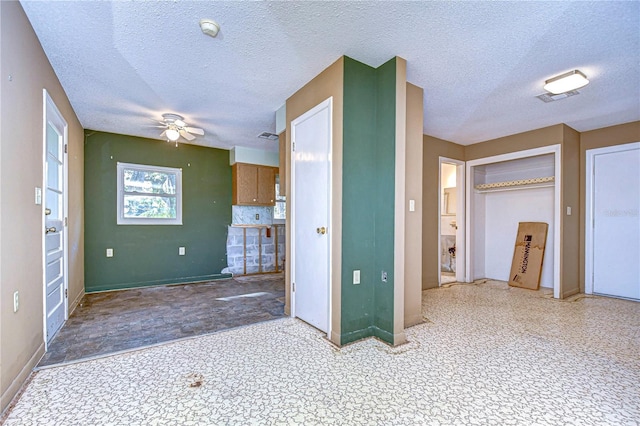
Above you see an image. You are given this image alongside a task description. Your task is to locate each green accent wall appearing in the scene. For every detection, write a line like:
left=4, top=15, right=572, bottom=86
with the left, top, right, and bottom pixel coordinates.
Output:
left=341, top=57, right=397, bottom=345
left=373, top=58, right=397, bottom=342
left=84, top=131, right=232, bottom=292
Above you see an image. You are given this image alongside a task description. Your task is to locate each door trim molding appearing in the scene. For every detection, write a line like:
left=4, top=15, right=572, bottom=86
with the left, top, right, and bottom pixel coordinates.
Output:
left=465, top=144, right=561, bottom=298
left=438, top=157, right=466, bottom=285
left=585, top=141, right=640, bottom=295
left=290, top=97, right=333, bottom=338
left=42, top=89, right=69, bottom=350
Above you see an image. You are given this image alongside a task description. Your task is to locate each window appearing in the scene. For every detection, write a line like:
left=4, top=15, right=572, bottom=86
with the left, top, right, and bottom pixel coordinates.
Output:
left=273, top=175, right=286, bottom=220
left=117, top=162, right=182, bottom=225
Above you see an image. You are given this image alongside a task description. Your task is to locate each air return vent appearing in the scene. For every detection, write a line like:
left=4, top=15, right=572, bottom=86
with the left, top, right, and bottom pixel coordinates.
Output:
left=258, top=132, right=279, bottom=140
left=536, top=90, right=580, bottom=103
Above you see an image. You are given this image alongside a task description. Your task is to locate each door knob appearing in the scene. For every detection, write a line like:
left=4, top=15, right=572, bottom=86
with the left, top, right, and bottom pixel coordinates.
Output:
left=316, top=226, right=326, bottom=235
left=45, top=227, right=57, bottom=234
left=45, top=208, right=52, bottom=215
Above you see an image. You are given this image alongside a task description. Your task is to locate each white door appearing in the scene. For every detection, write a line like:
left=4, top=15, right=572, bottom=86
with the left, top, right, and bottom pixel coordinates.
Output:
left=291, top=98, right=332, bottom=334
left=589, top=142, right=640, bottom=300
left=44, top=91, right=68, bottom=344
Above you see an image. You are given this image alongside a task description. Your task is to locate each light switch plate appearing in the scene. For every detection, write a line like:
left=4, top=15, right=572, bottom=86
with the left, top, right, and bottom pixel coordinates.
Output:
left=566, top=206, right=572, bottom=215
left=106, top=248, right=113, bottom=257
left=179, top=247, right=186, bottom=255
left=409, top=199, right=415, bottom=212
left=353, top=270, right=360, bottom=284
left=35, top=187, right=42, bottom=205
left=13, top=291, right=19, bottom=313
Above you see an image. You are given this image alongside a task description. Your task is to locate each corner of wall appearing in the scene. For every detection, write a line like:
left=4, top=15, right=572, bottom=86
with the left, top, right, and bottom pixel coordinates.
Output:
left=404, top=82, right=424, bottom=327
left=560, top=125, right=581, bottom=297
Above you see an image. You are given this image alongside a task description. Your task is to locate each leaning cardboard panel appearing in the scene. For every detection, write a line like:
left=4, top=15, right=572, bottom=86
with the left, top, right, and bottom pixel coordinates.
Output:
left=508, top=222, right=548, bottom=290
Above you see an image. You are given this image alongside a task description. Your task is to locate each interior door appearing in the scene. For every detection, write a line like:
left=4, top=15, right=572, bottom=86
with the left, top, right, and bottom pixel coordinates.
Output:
left=592, top=144, right=640, bottom=300
left=44, top=92, right=68, bottom=343
left=292, top=98, right=332, bottom=333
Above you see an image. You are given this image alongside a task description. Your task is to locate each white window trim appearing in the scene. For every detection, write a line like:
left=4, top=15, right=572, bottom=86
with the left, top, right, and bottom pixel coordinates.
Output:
left=117, top=162, right=183, bottom=225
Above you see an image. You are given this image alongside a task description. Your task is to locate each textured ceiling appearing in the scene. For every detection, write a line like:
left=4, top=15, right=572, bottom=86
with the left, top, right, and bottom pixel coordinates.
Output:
left=20, top=1, right=640, bottom=151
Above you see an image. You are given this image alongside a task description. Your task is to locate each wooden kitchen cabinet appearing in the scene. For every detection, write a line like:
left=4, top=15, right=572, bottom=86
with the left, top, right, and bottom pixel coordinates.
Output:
left=232, top=163, right=277, bottom=205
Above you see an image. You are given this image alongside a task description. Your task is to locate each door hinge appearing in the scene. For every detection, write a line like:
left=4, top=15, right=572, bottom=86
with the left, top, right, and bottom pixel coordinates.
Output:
left=292, top=141, right=295, bottom=152
left=64, top=217, right=68, bottom=227
left=64, top=144, right=68, bottom=154
left=65, top=289, right=68, bottom=298
left=292, top=282, right=295, bottom=292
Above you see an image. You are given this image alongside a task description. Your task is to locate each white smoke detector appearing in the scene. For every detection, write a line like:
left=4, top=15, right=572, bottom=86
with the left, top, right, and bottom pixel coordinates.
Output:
left=199, top=19, right=220, bottom=38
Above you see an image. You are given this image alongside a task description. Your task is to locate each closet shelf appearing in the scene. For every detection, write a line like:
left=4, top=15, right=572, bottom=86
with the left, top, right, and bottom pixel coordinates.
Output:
left=474, top=176, right=555, bottom=193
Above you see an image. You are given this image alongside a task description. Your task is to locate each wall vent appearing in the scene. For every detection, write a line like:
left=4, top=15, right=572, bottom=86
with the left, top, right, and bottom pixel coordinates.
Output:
left=258, top=132, right=279, bottom=140
left=536, top=90, right=580, bottom=103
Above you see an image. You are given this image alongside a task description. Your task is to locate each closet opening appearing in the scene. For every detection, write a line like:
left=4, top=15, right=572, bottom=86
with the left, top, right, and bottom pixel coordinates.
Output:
left=465, top=146, right=561, bottom=298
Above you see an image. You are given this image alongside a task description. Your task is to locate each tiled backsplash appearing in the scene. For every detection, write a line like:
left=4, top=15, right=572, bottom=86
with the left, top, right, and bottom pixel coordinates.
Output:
left=232, top=206, right=273, bottom=225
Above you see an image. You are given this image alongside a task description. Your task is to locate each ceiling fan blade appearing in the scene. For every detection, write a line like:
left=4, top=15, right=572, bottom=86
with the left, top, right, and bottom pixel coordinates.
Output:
left=185, top=126, right=204, bottom=136
left=160, top=130, right=167, bottom=138
left=179, top=129, right=196, bottom=141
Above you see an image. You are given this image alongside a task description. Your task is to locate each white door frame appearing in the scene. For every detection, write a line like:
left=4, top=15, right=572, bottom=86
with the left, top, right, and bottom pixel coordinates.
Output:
left=438, top=157, right=465, bottom=284
left=465, top=145, right=561, bottom=298
left=42, top=89, right=69, bottom=349
left=290, top=97, right=333, bottom=337
left=585, top=141, right=640, bottom=295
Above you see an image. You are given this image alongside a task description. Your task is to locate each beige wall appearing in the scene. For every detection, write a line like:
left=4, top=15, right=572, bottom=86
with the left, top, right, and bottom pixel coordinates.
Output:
left=1, top=1, right=84, bottom=412
left=464, top=124, right=565, bottom=161
left=560, top=125, right=580, bottom=298
left=404, top=83, right=424, bottom=326
left=392, top=58, right=408, bottom=345
left=284, top=57, right=344, bottom=345
left=422, top=135, right=464, bottom=289
left=579, top=121, right=640, bottom=292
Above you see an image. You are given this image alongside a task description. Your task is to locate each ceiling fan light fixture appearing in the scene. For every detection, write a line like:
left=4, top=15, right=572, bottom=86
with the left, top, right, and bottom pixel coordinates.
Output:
left=166, top=128, right=180, bottom=142
left=543, top=70, right=589, bottom=94
left=199, top=19, right=220, bottom=38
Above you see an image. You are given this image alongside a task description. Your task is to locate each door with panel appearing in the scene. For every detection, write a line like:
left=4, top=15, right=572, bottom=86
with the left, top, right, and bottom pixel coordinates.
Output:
left=291, top=98, right=332, bottom=334
left=44, top=92, right=68, bottom=344
left=590, top=143, right=640, bottom=300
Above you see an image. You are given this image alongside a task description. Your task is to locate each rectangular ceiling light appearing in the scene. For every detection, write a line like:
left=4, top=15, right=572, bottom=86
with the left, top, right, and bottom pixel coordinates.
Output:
left=543, top=70, right=589, bottom=94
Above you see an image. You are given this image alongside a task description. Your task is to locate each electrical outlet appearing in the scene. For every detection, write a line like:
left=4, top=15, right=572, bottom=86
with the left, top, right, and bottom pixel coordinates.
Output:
left=106, top=248, right=113, bottom=257
left=255, top=213, right=260, bottom=220
left=179, top=247, right=186, bottom=255
left=13, top=291, right=19, bottom=312
left=381, top=271, right=388, bottom=283
left=353, top=270, right=361, bottom=284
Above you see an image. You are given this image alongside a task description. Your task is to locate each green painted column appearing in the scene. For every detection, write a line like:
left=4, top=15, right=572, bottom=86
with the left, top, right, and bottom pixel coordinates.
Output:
left=341, top=57, right=398, bottom=345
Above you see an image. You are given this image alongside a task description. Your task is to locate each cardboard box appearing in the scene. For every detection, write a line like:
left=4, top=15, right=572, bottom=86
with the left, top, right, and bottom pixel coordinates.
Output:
left=508, top=222, right=548, bottom=290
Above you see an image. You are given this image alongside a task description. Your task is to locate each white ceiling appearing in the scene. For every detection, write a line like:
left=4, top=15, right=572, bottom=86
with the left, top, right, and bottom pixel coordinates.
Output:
left=20, top=1, right=640, bottom=152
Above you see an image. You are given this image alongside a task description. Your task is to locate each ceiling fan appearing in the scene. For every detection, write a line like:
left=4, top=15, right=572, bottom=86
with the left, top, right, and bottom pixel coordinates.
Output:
left=158, top=113, right=204, bottom=146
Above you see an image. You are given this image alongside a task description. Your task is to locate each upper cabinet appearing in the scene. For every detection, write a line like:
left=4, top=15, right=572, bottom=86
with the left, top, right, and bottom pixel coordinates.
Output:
left=232, top=162, right=277, bottom=206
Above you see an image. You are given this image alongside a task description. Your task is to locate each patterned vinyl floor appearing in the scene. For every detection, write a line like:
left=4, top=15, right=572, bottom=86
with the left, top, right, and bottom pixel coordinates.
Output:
left=2, top=280, right=639, bottom=425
